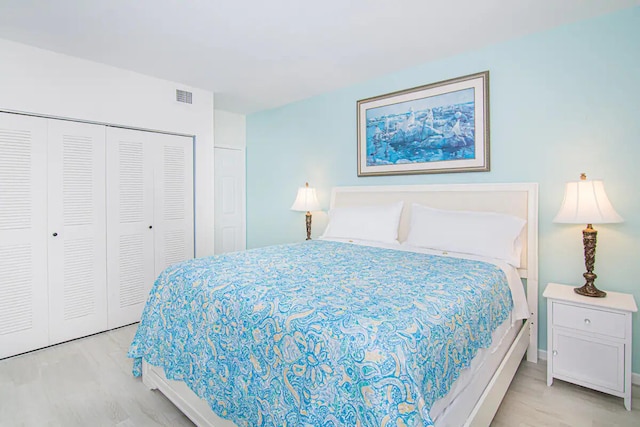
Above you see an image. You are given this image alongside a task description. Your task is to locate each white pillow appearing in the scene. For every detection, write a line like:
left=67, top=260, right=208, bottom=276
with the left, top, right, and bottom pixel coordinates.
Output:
left=321, top=201, right=404, bottom=244
left=405, top=203, right=526, bottom=267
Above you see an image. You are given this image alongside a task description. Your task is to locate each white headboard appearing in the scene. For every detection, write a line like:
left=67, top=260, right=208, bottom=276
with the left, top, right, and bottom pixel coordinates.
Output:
left=329, top=183, right=539, bottom=361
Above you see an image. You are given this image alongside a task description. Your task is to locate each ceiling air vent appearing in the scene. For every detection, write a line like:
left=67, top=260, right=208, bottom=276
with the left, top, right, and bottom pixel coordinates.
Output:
left=176, top=89, right=193, bottom=104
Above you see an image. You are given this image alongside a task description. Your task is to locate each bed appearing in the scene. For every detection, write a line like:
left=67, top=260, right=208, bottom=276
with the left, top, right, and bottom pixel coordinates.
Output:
left=129, top=183, right=538, bottom=426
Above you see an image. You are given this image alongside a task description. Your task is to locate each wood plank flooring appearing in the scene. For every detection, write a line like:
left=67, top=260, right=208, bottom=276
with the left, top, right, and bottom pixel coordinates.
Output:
left=0, top=325, right=192, bottom=427
left=1, top=325, right=638, bottom=426
left=492, top=358, right=640, bottom=426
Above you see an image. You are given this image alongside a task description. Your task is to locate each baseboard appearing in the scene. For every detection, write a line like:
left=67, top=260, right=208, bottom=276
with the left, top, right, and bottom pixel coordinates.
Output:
left=537, top=349, right=640, bottom=386
left=538, top=349, right=547, bottom=361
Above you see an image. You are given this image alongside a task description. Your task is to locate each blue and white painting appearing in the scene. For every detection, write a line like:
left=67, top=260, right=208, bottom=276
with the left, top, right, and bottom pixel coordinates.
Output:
left=366, top=88, right=475, bottom=166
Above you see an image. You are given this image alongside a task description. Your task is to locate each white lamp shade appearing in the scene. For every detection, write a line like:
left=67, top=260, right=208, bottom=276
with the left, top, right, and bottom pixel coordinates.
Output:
left=554, top=179, right=623, bottom=224
left=291, top=185, right=320, bottom=212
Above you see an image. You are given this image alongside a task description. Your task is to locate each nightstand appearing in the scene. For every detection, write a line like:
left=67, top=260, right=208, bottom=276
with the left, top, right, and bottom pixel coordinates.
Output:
left=544, top=282, right=637, bottom=410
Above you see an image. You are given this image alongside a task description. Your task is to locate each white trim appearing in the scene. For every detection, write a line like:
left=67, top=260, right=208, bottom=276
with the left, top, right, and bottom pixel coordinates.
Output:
left=143, top=362, right=234, bottom=427
left=466, top=320, right=530, bottom=426
left=539, top=348, right=548, bottom=361
left=0, top=108, right=194, bottom=138
left=212, top=145, right=245, bottom=151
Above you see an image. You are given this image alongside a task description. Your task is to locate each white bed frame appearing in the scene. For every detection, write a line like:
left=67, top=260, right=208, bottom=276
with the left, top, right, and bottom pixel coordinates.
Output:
left=142, top=183, right=539, bottom=427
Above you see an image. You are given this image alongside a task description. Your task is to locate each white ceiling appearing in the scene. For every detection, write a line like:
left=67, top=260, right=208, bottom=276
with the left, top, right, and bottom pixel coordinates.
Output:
left=0, top=0, right=637, bottom=114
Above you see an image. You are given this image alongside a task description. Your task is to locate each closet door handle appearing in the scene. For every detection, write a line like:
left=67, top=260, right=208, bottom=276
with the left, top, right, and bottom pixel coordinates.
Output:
left=52, top=232, right=58, bottom=237
left=148, top=225, right=153, bottom=229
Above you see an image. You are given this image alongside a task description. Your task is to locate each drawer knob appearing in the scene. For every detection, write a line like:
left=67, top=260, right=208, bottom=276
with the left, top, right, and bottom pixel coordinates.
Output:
left=584, top=318, right=591, bottom=325
left=552, top=350, right=558, bottom=356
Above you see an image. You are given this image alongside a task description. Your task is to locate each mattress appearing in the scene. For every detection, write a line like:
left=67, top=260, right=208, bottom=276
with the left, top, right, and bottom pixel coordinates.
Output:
left=326, top=238, right=527, bottom=425
left=324, top=237, right=529, bottom=322
left=129, top=240, right=527, bottom=426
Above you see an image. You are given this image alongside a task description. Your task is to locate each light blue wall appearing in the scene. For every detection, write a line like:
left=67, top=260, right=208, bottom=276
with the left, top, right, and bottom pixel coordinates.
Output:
left=247, top=8, right=640, bottom=371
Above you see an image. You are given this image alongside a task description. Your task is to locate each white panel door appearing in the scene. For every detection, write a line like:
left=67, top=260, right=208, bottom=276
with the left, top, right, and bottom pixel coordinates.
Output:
left=106, top=127, right=155, bottom=328
left=552, top=329, right=624, bottom=392
left=153, top=133, right=194, bottom=275
left=0, top=113, right=48, bottom=359
left=214, top=147, right=245, bottom=254
left=47, top=120, right=107, bottom=344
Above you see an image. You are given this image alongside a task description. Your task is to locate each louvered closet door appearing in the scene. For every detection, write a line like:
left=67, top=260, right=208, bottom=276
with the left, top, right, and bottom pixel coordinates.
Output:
left=47, top=120, right=107, bottom=345
left=0, top=113, right=48, bottom=359
left=153, top=133, right=194, bottom=275
left=106, top=127, right=155, bottom=328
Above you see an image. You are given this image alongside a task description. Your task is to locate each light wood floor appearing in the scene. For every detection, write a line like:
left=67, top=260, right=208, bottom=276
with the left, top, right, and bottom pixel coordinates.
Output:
left=1, top=325, right=639, bottom=426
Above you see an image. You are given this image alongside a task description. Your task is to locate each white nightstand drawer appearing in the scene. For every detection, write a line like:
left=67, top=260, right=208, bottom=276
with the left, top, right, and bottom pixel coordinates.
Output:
left=552, top=302, right=626, bottom=338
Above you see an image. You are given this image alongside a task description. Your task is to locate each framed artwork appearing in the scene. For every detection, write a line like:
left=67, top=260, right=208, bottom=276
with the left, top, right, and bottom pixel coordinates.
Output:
left=357, top=71, right=490, bottom=176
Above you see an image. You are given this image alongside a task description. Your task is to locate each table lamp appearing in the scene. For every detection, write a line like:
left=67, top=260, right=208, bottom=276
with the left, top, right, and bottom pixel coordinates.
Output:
left=553, top=173, right=623, bottom=297
left=291, top=182, right=320, bottom=240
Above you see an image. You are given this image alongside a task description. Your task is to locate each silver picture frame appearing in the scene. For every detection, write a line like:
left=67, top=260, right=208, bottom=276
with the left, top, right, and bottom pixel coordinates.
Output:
left=357, top=71, right=490, bottom=176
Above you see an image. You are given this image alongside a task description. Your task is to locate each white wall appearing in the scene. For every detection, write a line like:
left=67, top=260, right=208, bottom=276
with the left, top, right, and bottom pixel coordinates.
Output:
left=246, top=8, right=640, bottom=372
left=0, top=38, right=215, bottom=257
left=214, top=109, right=246, bottom=149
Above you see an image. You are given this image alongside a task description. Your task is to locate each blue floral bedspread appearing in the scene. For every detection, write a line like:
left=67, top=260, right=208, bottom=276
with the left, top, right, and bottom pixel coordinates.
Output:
left=128, top=240, right=513, bottom=427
